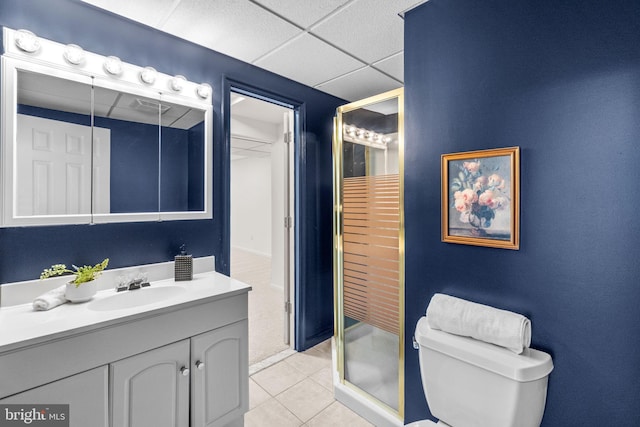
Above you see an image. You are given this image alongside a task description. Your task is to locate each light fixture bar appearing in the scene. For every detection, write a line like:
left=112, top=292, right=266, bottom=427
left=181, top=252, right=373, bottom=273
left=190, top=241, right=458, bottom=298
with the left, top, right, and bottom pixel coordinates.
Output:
left=2, top=27, right=213, bottom=105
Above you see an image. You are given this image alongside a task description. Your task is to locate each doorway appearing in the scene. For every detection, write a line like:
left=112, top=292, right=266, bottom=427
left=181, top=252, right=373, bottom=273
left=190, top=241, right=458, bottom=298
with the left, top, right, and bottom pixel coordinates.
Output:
left=229, top=90, right=295, bottom=366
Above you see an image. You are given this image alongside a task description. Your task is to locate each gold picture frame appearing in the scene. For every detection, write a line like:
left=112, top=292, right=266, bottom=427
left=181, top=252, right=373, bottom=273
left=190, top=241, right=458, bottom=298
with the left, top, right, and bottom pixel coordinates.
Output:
left=441, top=147, right=520, bottom=250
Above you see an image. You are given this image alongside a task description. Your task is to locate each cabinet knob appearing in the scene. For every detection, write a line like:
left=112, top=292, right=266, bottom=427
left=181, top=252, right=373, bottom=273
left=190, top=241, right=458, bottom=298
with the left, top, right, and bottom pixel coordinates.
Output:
left=195, top=361, right=205, bottom=370
left=180, top=367, right=190, bottom=377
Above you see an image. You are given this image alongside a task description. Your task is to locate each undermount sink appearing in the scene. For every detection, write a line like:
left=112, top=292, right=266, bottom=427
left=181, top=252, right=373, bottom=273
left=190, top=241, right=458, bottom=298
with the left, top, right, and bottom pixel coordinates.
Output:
left=88, top=286, right=186, bottom=311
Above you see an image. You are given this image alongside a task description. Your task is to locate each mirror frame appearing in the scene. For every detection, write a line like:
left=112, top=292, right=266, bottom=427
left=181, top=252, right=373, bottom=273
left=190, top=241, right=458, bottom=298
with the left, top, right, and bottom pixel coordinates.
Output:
left=1, top=27, right=213, bottom=227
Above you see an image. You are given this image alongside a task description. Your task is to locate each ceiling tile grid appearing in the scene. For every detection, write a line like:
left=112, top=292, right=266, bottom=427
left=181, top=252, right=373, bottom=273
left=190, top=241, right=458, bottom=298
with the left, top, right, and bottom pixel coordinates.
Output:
left=251, top=0, right=352, bottom=28
left=316, top=66, right=401, bottom=101
left=161, top=0, right=302, bottom=63
left=253, top=33, right=365, bottom=87
left=80, top=0, right=429, bottom=101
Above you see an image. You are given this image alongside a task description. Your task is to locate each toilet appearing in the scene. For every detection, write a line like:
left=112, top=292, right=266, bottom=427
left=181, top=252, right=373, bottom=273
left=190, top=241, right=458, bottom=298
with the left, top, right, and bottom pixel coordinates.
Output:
left=408, top=316, right=553, bottom=427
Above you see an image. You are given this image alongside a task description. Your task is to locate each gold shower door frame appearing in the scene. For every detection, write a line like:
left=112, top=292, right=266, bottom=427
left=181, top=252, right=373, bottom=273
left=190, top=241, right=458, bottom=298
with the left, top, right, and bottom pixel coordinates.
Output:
left=333, top=88, right=405, bottom=420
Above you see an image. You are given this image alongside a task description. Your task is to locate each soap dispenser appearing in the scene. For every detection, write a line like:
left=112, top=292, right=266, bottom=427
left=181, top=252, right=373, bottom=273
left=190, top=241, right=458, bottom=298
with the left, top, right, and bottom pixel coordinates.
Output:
left=174, top=244, right=193, bottom=281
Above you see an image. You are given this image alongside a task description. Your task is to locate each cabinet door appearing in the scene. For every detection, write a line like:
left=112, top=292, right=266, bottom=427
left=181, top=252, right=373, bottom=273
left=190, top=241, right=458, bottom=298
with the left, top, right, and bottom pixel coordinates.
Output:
left=111, top=340, right=190, bottom=427
left=0, top=366, right=108, bottom=427
left=191, top=320, right=248, bottom=427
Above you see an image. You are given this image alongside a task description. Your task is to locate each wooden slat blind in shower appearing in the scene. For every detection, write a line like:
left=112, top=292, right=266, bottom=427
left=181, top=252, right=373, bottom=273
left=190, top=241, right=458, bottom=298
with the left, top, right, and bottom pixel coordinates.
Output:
left=342, top=174, right=400, bottom=336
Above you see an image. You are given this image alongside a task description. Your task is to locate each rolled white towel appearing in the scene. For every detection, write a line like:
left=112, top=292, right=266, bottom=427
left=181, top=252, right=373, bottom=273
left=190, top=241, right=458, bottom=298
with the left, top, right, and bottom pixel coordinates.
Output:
left=426, top=293, right=531, bottom=354
left=33, top=285, right=68, bottom=311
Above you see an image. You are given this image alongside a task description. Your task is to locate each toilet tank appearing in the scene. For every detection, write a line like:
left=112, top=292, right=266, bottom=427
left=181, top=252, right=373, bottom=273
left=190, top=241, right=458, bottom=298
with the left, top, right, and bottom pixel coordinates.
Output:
left=414, top=316, right=553, bottom=427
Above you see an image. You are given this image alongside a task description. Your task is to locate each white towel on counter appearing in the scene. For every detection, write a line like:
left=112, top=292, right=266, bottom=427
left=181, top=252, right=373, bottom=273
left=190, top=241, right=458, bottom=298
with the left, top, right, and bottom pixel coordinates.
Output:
left=426, top=293, right=531, bottom=354
left=32, top=285, right=68, bottom=311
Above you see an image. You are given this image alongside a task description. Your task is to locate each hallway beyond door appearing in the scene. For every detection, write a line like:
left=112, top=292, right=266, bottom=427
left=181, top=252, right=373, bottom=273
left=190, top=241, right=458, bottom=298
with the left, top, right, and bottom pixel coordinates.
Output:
left=232, top=247, right=289, bottom=365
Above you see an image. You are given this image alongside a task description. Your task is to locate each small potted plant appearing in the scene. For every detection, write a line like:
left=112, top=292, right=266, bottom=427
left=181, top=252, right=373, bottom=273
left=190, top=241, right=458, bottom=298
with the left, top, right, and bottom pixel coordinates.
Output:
left=40, top=258, right=109, bottom=302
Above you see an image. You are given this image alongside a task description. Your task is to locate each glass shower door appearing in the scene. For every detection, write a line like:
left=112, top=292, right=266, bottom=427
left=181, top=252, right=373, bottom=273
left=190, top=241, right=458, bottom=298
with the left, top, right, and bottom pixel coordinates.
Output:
left=333, top=88, right=404, bottom=418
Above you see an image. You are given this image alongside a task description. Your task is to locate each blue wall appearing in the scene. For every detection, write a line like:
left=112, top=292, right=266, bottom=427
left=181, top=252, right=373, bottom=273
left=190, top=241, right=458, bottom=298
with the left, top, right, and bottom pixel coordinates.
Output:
left=404, top=0, right=640, bottom=425
left=0, top=0, right=342, bottom=350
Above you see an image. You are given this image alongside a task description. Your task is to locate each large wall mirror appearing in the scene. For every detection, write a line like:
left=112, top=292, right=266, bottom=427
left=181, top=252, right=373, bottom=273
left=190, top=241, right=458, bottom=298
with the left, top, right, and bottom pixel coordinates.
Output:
left=1, top=28, right=213, bottom=227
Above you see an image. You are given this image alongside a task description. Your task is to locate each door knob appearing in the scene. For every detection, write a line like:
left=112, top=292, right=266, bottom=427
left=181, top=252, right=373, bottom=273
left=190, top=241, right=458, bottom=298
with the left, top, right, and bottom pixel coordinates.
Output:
left=195, top=361, right=205, bottom=370
left=180, top=367, right=190, bottom=377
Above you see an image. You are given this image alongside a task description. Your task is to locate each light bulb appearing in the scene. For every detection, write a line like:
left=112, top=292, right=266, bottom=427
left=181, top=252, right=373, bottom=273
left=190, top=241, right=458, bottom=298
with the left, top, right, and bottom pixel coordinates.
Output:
left=103, top=56, right=123, bottom=76
left=139, top=66, right=157, bottom=85
left=15, top=29, right=40, bottom=53
left=63, top=44, right=85, bottom=65
left=196, top=83, right=212, bottom=99
left=171, top=75, right=186, bottom=92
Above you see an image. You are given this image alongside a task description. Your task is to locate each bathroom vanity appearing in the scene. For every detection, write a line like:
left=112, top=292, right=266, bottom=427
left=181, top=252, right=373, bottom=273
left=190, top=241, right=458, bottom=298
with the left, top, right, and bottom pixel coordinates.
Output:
left=0, top=270, right=251, bottom=427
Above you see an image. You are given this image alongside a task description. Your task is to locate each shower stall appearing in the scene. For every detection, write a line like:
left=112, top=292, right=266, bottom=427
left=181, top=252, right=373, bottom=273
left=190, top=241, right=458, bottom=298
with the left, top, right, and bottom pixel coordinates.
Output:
left=333, top=88, right=404, bottom=426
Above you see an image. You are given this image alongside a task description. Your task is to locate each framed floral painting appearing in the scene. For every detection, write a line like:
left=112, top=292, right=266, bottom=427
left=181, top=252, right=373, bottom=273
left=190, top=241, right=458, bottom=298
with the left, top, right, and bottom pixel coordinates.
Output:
left=441, top=147, right=520, bottom=250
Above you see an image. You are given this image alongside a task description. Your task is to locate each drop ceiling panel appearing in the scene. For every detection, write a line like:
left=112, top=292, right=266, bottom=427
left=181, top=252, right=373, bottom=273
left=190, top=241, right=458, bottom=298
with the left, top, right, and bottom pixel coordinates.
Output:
left=81, top=0, right=178, bottom=28
left=161, top=0, right=301, bottom=63
left=312, top=0, right=418, bottom=63
left=77, top=0, right=432, bottom=101
left=316, top=66, right=401, bottom=102
left=254, top=33, right=364, bottom=87
left=252, top=0, right=351, bottom=28
left=373, top=52, right=404, bottom=82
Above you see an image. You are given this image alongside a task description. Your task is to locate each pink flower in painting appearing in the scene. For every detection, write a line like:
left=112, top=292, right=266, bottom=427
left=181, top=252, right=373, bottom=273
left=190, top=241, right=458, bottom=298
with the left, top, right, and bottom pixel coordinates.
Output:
left=488, top=173, right=505, bottom=189
left=478, top=190, right=494, bottom=206
left=463, top=161, right=480, bottom=173
left=473, top=175, right=488, bottom=191
left=454, top=197, right=468, bottom=212
left=478, top=190, right=508, bottom=210
left=454, top=188, right=477, bottom=204
left=454, top=189, right=478, bottom=212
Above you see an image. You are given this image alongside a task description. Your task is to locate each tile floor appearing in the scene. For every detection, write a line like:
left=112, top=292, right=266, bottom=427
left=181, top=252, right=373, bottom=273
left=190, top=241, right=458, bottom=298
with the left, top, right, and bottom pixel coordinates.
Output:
left=246, top=339, right=373, bottom=427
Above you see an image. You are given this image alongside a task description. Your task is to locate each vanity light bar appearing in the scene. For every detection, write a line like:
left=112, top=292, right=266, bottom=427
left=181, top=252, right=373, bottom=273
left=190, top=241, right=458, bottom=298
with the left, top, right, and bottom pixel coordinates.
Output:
left=3, top=27, right=213, bottom=105
left=343, top=123, right=394, bottom=149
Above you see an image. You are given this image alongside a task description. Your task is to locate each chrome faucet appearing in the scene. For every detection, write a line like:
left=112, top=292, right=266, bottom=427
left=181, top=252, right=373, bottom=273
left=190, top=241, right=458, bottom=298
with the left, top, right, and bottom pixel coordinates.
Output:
left=116, top=273, right=150, bottom=292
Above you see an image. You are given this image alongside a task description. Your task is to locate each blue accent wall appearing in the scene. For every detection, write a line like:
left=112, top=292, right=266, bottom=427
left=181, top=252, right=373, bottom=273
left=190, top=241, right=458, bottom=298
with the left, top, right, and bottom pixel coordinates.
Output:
left=404, top=0, right=640, bottom=425
left=0, top=0, right=342, bottom=351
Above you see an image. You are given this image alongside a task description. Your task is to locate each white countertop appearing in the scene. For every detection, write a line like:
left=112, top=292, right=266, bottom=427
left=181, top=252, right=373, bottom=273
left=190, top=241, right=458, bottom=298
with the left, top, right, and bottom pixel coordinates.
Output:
left=0, top=271, right=251, bottom=353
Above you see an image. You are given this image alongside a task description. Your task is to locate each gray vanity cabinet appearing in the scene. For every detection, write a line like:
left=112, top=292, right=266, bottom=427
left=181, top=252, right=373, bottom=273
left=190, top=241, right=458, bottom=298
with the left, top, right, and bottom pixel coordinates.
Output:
left=111, top=340, right=191, bottom=427
left=110, top=320, right=248, bottom=427
left=191, top=321, right=248, bottom=427
left=0, top=366, right=109, bottom=426
left=0, top=287, right=250, bottom=427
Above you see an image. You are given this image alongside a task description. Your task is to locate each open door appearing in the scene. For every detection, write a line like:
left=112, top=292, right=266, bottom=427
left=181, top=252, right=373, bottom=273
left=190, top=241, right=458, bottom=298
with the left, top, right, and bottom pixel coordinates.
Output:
left=283, top=109, right=294, bottom=345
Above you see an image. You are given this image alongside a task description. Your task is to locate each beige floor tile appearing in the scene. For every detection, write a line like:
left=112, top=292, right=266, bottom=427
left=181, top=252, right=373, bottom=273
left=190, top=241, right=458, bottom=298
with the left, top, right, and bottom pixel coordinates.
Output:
left=309, top=366, right=333, bottom=392
left=245, top=398, right=303, bottom=427
left=305, top=401, right=375, bottom=427
left=285, top=349, right=331, bottom=376
left=251, top=360, right=306, bottom=396
left=275, top=378, right=335, bottom=422
left=310, top=339, right=332, bottom=359
left=249, top=378, right=271, bottom=410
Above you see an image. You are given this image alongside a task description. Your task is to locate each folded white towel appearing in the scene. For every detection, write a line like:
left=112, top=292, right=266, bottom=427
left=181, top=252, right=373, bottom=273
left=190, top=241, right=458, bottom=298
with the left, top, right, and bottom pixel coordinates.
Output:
left=33, top=285, right=68, bottom=311
left=426, top=293, right=531, bottom=354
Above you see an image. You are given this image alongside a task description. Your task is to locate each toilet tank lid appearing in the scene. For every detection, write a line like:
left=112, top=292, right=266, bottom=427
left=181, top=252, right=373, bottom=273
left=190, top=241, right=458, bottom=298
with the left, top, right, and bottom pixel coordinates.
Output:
left=415, top=316, right=553, bottom=382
